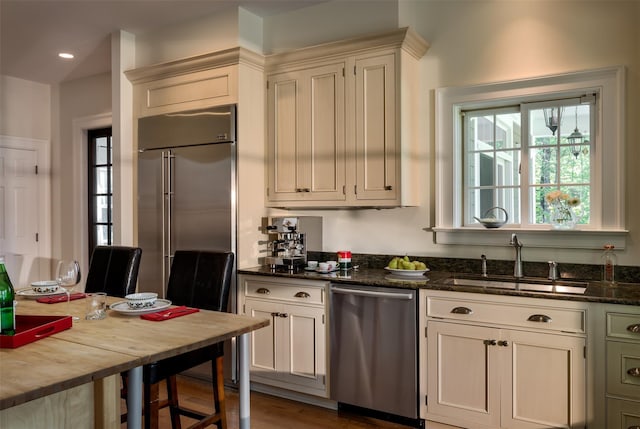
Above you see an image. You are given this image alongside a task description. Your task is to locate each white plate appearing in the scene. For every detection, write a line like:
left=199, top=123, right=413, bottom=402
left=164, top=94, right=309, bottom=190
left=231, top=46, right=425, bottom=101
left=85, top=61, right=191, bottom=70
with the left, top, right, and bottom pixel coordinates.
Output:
left=109, top=299, right=172, bottom=315
left=16, top=288, right=67, bottom=299
left=384, top=267, right=430, bottom=277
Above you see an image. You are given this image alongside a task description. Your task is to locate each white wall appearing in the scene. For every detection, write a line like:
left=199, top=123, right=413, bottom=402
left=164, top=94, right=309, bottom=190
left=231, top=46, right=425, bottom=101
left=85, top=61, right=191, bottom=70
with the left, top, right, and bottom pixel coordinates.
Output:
left=261, top=0, right=640, bottom=267
left=0, top=75, right=50, bottom=140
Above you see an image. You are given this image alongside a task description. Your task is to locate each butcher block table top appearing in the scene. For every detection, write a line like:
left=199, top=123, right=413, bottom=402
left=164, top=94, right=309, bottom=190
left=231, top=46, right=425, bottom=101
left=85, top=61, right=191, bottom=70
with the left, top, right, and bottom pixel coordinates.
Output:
left=0, top=295, right=269, bottom=410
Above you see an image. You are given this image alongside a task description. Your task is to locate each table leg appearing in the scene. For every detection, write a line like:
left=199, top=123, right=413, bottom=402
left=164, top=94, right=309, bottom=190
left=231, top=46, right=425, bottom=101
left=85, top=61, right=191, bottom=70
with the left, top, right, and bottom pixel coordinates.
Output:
left=239, top=333, right=250, bottom=429
left=127, top=366, right=143, bottom=429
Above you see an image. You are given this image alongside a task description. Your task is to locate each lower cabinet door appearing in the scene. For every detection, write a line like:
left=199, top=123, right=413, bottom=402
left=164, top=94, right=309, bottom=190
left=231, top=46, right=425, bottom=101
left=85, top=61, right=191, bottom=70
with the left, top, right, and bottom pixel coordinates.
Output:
left=607, top=398, right=640, bottom=429
left=280, top=303, right=326, bottom=394
left=427, top=321, right=501, bottom=428
left=501, top=330, right=586, bottom=429
left=244, top=298, right=278, bottom=376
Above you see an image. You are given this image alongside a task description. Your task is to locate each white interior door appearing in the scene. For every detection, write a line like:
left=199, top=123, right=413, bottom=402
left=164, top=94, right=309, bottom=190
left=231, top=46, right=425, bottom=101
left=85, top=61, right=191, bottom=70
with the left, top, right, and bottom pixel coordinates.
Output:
left=0, top=147, right=39, bottom=286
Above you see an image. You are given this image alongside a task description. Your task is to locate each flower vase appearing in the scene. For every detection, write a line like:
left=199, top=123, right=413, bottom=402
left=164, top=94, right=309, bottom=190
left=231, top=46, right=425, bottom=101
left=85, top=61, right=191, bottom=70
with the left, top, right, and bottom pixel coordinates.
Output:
left=550, top=203, right=576, bottom=230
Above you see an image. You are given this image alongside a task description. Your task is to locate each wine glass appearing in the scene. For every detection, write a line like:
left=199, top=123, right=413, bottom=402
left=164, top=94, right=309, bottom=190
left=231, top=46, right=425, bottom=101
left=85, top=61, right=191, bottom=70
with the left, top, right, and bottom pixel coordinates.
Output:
left=56, top=260, right=81, bottom=319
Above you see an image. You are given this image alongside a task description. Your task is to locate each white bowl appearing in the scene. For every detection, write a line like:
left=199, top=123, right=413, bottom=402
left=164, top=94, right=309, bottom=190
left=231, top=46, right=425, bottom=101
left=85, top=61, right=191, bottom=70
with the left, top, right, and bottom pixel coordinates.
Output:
left=31, top=280, right=60, bottom=293
left=125, top=292, right=158, bottom=309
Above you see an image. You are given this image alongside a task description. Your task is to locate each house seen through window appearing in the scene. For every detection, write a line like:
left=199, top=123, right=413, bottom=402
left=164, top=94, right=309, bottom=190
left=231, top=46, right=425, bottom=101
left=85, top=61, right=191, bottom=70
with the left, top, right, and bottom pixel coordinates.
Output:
left=88, top=127, right=113, bottom=259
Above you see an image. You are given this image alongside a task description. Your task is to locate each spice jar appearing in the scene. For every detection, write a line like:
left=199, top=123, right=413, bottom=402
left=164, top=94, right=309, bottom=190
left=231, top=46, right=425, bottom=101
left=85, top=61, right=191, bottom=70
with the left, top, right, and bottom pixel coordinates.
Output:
left=337, top=251, right=352, bottom=270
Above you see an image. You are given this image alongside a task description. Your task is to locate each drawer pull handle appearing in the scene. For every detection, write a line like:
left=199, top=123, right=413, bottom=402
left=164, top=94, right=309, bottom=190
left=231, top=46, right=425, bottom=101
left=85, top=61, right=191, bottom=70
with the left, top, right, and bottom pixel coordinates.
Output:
left=451, top=306, right=473, bottom=315
left=483, top=339, right=497, bottom=346
left=528, top=314, right=552, bottom=323
left=295, top=291, right=311, bottom=298
left=626, top=426, right=640, bottom=429
left=627, top=367, right=640, bottom=377
left=256, top=288, right=270, bottom=295
left=627, top=324, right=640, bottom=333
left=279, top=313, right=288, bottom=318
left=384, top=185, right=393, bottom=191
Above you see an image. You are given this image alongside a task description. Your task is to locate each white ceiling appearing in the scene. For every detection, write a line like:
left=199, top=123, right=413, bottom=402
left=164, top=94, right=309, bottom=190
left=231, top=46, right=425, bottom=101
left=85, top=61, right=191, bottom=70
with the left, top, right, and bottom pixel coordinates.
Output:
left=0, top=0, right=325, bottom=85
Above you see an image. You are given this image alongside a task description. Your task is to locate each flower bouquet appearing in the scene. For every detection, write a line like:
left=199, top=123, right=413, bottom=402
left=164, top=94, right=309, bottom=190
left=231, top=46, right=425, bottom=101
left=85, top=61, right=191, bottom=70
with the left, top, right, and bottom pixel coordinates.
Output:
left=545, top=190, right=580, bottom=229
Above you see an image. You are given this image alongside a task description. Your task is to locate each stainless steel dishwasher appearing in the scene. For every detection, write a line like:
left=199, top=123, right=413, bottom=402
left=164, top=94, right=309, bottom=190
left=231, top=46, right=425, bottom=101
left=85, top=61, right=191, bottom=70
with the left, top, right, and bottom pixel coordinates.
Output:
left=330, top=284, right=422, bottom=427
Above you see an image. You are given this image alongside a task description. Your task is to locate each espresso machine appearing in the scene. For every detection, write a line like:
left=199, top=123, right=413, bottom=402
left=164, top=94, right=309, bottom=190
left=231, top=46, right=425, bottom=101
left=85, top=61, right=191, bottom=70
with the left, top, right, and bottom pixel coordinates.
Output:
left=262, top=216, right=322, bottom=271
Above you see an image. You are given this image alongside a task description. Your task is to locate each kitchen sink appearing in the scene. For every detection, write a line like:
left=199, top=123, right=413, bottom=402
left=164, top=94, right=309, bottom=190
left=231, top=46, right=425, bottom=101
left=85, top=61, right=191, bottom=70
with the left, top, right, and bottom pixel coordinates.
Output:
left=443, top=275, right=588, bottom=295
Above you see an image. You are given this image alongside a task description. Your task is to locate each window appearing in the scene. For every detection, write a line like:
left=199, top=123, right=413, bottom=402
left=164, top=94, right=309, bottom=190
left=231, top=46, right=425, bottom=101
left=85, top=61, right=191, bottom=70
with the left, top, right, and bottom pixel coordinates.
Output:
left=88, top=127, right=113, bottom=258
left=463, top=97, right=594, bottom=228
left=435, top=67, right=626, bottom=249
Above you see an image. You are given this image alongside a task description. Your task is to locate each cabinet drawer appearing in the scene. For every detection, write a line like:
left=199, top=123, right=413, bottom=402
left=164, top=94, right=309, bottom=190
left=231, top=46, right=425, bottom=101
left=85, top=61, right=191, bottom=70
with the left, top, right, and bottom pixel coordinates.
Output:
left=606, top=397, right=640, bottom=429
left=427, top=296, right=585, bottom=334
left=244, top=278, right=325, bottom=305
left=607, top=341, right=640, bottom=400
left=608, top=312, right=640, bottom=341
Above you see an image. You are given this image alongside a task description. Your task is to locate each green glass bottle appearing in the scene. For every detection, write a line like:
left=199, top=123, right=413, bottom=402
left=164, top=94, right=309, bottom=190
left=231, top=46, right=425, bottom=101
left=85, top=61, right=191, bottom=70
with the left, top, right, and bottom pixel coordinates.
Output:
left=0, top=256, right=16, bottom=335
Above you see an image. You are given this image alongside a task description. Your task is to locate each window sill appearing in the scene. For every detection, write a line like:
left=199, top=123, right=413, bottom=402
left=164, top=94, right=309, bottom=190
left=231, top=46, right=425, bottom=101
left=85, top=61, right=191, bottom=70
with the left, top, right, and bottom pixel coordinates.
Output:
left=432, top=227, right=628, bottom=249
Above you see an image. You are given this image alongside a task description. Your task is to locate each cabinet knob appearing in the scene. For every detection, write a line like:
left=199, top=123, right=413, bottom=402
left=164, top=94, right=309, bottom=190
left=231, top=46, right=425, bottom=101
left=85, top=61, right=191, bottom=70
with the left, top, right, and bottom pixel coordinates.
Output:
left=294, top=291, right=311, bottom=298
left=451, top=306, right=473, bottom=315
left=279, top=313, right=288, bottom=318
left=296, top=188, right=311, bottom=193
left=627, top=323, right=640, bottom=333
left=483, top=339, right=497, bottom=346
left=498, top=340, right=509, bottom=347
left=256, top=288, right=270, bottom=295
left=270, top=312, right=279, bottom=317
left=627, top=367, right=640, bottom=378
left=527, top=314, right=552, bottom=323
left=384, top=185, right=393, bottom=191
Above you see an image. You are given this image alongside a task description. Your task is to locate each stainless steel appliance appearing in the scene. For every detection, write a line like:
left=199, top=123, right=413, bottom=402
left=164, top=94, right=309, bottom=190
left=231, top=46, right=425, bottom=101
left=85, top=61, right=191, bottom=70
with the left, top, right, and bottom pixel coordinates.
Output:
left=330, top=284, right=422, bottom=427
left=137, top=105, right=236, bottom=298
left=137, top=105, right=237, bottom=378
left=262, top=216, right=322, bottom=271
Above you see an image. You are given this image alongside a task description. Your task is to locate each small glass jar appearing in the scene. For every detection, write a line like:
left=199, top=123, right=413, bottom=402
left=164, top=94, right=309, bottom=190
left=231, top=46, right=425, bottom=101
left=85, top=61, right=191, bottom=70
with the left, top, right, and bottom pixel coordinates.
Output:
left=601, top=244, right=617, bottom=284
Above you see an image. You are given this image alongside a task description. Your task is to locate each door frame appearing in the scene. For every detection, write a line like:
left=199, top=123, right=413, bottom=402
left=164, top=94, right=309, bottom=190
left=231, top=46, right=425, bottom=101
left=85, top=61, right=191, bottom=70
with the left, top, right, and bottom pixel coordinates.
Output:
left=71, top=113, right=112, bottom=280
left=0, top=135, right=51, bottom=283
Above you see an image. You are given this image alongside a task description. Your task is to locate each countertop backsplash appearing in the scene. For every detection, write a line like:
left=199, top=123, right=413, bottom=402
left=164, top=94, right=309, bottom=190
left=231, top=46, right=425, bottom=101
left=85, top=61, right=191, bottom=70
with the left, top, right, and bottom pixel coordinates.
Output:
left=307, top=252, right=640, bottom=285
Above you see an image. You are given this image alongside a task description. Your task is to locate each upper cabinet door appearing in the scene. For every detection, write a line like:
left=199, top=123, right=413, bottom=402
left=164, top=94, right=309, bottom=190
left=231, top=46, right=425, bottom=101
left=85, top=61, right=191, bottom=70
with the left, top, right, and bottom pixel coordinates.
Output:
left=354, top=53, right=397, bottom=202
left=267, top=63, right=346, bottom=204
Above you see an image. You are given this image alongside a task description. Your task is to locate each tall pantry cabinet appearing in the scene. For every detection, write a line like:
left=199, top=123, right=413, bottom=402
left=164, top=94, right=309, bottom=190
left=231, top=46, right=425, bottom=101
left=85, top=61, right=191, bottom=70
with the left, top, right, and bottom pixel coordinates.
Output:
left=265, top=28, right=429, bottom=208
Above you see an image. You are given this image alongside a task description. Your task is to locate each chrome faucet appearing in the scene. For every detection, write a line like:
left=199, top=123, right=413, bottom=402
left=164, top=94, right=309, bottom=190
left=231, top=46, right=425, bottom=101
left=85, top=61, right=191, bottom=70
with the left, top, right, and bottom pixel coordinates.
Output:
left=510, top=234, right=523, bottom=278
left=481, top=254, right=488, bottom=277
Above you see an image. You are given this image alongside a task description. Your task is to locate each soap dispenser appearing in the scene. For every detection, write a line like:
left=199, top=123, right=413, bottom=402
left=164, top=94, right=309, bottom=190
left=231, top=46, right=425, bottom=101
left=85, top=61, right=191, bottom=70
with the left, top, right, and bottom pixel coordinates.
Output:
left=601, top=244, right=617, bottom=284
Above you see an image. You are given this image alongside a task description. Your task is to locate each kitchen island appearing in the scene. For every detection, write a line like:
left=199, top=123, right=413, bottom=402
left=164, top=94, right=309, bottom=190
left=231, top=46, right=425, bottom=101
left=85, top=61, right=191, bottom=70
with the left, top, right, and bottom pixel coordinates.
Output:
left=1, top=296, right=269, bottom=429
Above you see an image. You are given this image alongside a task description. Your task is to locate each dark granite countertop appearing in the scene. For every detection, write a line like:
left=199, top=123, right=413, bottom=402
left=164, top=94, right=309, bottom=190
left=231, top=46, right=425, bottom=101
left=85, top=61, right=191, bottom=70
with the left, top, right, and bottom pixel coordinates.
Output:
left=239, top=265, right=640, bottom=306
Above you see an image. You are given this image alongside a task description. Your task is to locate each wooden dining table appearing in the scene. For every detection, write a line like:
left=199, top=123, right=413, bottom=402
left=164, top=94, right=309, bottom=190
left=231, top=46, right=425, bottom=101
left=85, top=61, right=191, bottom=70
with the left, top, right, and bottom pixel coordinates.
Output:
left=0, top=294, right=269, bottom=429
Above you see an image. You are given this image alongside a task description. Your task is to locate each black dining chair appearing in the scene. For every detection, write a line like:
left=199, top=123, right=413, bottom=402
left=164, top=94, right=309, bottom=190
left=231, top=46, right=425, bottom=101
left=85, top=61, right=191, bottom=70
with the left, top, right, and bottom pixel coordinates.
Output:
left=142, top=250, right=234, bottom=429
left=85, top=246, right=142, bottom=297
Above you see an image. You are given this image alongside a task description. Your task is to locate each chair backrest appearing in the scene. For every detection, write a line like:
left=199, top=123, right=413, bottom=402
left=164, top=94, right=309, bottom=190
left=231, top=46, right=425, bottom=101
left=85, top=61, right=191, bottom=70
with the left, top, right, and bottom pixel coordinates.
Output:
left=85, top=246, right=142, bottom=297
left=166, top=250, right=234, bottom=312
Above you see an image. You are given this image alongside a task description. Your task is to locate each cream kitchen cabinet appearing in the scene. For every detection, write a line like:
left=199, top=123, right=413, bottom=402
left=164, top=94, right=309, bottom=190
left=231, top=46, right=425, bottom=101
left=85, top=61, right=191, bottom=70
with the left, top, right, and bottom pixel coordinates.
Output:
left=265, top=27, right=429, bottom=208
left=423, top=290, right=587, bottom=429
left=266, top=62, right=346, bottom=204
left=239, top=275, right=329, bottom=398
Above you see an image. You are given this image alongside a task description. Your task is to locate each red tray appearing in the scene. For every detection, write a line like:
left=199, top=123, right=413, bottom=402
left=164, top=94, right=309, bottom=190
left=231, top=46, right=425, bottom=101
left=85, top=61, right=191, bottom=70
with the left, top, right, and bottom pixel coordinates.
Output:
left=0, top=315, right=72, bottom=348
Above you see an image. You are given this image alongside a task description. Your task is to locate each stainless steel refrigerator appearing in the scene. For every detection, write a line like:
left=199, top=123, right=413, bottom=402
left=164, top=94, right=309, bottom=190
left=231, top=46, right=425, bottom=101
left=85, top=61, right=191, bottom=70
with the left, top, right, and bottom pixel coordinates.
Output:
left=137, top=105, right=237, bottom=378
left=137, top=105, right=236, bottom=297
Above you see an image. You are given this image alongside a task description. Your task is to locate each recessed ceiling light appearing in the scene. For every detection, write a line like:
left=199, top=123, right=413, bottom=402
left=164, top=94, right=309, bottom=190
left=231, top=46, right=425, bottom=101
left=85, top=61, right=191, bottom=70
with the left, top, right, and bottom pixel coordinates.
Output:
left=58, top=52, right=74, bottom=59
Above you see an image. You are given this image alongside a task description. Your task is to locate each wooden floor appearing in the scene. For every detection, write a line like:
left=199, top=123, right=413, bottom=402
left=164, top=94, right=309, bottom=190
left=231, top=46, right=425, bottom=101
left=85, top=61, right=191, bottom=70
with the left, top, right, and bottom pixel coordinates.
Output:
left=125, top=375, right=412, bottom=429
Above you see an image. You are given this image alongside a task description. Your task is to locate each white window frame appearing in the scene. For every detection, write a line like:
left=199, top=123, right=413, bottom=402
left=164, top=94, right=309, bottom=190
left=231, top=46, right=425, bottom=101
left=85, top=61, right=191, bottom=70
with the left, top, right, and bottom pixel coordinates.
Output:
left=434, top=67, right=627, bottom=249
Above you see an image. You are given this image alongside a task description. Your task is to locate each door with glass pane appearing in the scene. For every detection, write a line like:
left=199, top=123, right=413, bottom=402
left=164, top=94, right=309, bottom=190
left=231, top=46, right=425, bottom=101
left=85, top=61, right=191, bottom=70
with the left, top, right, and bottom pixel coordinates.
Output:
left=88, top=128, right=113, bottom=258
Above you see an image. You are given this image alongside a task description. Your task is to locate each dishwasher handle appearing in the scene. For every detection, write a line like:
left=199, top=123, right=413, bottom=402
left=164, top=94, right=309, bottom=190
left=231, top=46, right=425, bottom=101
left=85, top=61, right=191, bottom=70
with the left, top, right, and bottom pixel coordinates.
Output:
left=331, top=286, right=414, bottom=300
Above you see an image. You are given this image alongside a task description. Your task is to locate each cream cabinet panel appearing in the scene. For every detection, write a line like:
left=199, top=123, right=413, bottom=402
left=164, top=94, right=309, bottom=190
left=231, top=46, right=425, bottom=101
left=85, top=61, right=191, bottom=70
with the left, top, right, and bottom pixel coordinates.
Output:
left=427, top=321, right=500, bottom=428
left=424, top=291, right=587, bottom=429
left=265, top=27, right=428, bottom=208
left=267, top=63, right=346, bottom=204
left=502, top=330, right=585, bottom=429
left=354, top=53, right=397, bottom=201
left=240, top=275, right=329, bottom=397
